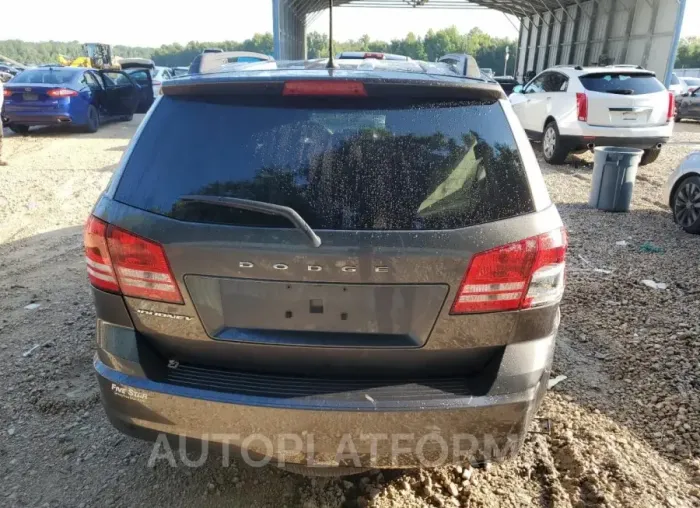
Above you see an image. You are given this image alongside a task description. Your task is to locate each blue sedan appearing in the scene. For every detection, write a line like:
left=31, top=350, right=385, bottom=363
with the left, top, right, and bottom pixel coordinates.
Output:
left=2, top=66, right=150, bottom=134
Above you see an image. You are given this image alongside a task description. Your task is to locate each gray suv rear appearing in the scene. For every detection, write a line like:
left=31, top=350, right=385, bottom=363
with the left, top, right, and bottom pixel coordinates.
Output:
left=86, top=60, right=566, bottom=471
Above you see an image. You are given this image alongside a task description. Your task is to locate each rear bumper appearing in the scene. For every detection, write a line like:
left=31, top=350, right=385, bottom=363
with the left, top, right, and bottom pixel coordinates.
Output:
left=5, top=112, right=72, bottom=126
left=557, top=121, right=672, bottom=150
left=561, top=134, right=669, bottom=151
left=95, top=325, right=555, bottom=468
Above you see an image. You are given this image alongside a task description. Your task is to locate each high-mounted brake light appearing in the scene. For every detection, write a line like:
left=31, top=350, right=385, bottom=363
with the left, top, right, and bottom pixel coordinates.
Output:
left=83, top=216, right=183, bottom=304
left=282, top=80, right=367, bottom=97
left=364, top=52, right=385, bottom=59
left=576, top=93, right=588, bottom=122
left=2, top=89, right=12, bottom=97
left=451, top=228, right=567, bottom=314
left=667, top=91, right=675, bottom=122
left=47, top=88, right=78, bottom=98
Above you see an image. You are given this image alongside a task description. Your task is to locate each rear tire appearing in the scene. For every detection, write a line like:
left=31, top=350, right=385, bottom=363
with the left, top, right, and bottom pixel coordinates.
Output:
left=119, top=114, right=133, bottom=122
left=672, top=175, right=700, bottom=234
left=84, top=105, right=100, bottom=133
left=542, top=121, right=568, bottom=165
left=9, top=124, right=30, bottom=135
left=640, top=148, right=661, bottom=166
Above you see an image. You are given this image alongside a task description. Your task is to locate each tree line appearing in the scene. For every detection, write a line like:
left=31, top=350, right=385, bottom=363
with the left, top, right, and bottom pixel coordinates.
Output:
left=0, top=27, right=514, bottom=72
left=2, top=30, right=700, bottom=71
left=675, top=37, right=700, bottom=69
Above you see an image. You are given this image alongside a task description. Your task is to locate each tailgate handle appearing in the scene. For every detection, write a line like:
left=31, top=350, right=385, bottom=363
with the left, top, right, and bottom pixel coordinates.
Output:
left=179, top=195, right=322, bottom=247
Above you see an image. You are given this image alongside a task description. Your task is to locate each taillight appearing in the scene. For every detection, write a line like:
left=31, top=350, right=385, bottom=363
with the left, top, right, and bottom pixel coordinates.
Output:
left=47, top=88, right=78, bottom=98
left=667, top=91, right=675, bottom=122
left=152, top=80, right=162, bottom=86
left=83, top=216, right=183, bottom=304
left=451, top=229, right=567, bottom=314
left=2, top=89, right=12, bottom=97
left=282, top=80, right=367, bottom=97
left=107, top=227, right=183, bottom=304
left=576, top=93, right=588, bottom=122
left=523, top=228, right=567, bottom=309
left=84, top=216, right=119, bottom=293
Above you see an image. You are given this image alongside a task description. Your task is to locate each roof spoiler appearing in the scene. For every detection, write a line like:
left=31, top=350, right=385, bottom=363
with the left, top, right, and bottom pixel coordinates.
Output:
left=195, top=51, right=274, bottom=74
left=437, top=54, right=482, bottom=79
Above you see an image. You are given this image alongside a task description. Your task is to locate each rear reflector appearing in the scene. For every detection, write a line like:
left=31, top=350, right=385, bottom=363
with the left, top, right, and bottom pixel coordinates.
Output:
left=667, top=91, right=675, bottom=122
left=576, top=93, right=588, bottom=122
left=451, top=228, right=567, bottom=314
left=83, top=216, right=183, bottom=304
left=47, top=88, right=78, bottom=98
left=282, top=80, right=367, bottom=97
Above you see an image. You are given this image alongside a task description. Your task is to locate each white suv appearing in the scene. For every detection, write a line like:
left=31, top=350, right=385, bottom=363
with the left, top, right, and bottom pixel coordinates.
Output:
left=509, top=66, right=674, bottom=165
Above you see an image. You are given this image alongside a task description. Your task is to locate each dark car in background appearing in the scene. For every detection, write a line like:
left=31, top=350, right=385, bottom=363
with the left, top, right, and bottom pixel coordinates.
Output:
left=172, top=66, right=190, bottom=77
left=119, top=59, right=157, bottom=112
left=86, top=58, right=566, bottom=474
left=679, top=77, right=700, bottom=95
left=494, top=76, right=520, bottom=95
left=3, top=66, right=141, bottom=133
left=0, top=64, right=19, bottom=76
left=676, top=86, right=700, bottom=123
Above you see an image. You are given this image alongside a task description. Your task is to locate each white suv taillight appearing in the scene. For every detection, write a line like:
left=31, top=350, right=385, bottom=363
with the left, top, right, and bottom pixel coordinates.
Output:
left=84, top=215, right=183, bottom=304
left=450, top=228, right=567, bottom=314
left=576, top=93, right=588, bottom=122
left=667, top=91, right=675, bottom=123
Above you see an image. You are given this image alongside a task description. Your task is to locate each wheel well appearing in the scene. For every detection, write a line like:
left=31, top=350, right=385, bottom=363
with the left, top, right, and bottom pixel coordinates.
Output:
left=544, top=116, right=556, bottom=131
left=669, top=172, right=700, bottom=208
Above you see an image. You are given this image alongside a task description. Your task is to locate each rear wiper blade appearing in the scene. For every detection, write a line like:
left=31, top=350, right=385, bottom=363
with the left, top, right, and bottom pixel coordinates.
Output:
left=179, top=195, right=322, bottom=248
left=607, top=89, right=634, bottom=95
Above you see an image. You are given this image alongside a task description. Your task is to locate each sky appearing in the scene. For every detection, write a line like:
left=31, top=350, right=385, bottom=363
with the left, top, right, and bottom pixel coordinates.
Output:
left=2, top=0, right=699, bottom=47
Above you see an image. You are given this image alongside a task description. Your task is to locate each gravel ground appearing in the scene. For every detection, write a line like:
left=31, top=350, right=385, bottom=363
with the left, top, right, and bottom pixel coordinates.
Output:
left=0, top=118, right=699, bottom=507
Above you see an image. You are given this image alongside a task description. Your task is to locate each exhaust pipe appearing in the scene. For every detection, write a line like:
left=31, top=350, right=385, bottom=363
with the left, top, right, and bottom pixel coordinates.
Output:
left=587, top=143, right=595, bottom=151
left=655, top=143, right=662, bottom=149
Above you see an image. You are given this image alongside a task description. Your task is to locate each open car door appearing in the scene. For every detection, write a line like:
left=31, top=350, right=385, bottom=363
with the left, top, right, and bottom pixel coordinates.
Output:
left=97, top=70, right=140, bottom=118
left=124, top=68, right=155, bottom=113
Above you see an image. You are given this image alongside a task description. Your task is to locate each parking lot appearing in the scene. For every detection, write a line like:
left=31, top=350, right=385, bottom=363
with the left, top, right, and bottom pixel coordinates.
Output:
left=0, top=118, right=699, bottom=507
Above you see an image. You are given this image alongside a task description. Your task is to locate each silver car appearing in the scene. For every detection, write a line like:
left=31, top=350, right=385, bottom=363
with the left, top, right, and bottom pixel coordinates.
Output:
left=665, top=151, right=700, bottom=234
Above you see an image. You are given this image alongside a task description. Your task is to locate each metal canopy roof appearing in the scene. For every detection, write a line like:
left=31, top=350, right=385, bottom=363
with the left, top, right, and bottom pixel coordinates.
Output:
left=294, top=0, right=602, bottom=16
left=289, top=0, right=647, bottom=27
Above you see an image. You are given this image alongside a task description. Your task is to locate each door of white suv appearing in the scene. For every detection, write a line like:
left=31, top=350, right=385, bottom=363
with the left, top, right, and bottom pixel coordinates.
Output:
left=510, top=73, right=546, bottom=132
left=510, top=71, right=569, bottom=135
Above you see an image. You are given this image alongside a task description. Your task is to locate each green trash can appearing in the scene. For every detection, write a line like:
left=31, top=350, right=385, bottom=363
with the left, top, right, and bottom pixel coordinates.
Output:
left=588, top=146, right=644, bottom=212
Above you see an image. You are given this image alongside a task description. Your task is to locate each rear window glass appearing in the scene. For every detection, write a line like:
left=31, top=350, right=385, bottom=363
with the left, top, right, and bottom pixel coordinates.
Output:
left=114, top=95, right=534, bottom=231
left=579, top=73, right=665, bottom=95
left=14, top=69, right=75, bottom=84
